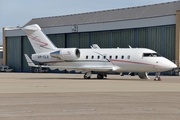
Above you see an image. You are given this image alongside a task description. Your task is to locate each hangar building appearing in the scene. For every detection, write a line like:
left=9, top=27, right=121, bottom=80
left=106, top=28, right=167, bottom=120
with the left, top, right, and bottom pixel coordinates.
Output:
left=2, top=1, right=180, bottom=73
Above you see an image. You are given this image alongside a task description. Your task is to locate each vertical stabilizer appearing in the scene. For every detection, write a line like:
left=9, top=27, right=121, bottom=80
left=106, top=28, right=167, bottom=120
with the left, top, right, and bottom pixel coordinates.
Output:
left=22, top=24, right=57, bottom=53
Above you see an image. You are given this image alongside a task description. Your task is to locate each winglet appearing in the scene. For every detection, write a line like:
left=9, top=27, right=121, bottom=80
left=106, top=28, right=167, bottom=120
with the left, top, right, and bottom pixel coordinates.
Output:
left=128, top=45, right=132, bottom=48
left=91, top=44, right=100, bottom=49
left=24, top=54, right=37, bottom=67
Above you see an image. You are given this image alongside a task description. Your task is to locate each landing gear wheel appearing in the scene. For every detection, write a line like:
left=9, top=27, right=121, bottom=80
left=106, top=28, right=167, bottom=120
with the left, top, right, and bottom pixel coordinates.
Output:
left=154, top=77, right=161, bottom=81
left=154, top=72, right=162, bottom=81
left=104, top=74, right=107, bottom=77
left=97, top=74, right=104, bottom=79
left=84, top=72, right=92, bottom=79
left=84, top=75, right=91, bottom=79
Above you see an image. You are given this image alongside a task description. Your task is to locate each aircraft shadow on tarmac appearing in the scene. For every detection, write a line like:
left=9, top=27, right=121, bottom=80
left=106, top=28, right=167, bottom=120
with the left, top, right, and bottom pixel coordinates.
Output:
left=24, top=77, right=148, bottom=81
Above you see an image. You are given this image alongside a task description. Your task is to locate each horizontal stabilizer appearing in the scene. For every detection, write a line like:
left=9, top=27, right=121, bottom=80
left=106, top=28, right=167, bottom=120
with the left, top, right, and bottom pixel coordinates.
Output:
left=24, top=54, right=38, bottom=67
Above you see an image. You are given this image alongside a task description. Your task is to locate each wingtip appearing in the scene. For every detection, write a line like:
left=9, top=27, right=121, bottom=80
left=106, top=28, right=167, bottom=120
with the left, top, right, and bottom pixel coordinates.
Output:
left=24, top=54, right=36, bottom=67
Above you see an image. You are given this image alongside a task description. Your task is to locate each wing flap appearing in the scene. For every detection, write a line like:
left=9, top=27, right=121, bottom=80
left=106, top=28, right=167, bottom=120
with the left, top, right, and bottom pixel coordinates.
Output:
left=42, top=65, right=120, bottom=72
left=45, top=66, right=113, bottom=72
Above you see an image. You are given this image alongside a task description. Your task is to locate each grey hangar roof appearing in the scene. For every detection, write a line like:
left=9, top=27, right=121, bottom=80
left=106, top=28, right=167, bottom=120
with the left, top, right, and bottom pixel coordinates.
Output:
left=25, top=1, right=180, bottom=28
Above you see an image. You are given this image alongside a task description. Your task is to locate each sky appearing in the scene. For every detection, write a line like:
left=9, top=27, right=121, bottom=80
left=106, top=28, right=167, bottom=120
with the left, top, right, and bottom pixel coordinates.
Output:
left=0, top=0, right=177, bottom=44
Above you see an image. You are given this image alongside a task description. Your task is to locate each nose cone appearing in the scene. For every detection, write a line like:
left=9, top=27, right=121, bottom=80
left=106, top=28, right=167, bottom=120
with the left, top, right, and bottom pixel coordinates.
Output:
left=155, top=58, right=177, bottom=71
left=160, top=59, right=177, bottom=71
left=167, top=62, right=177, bottom=69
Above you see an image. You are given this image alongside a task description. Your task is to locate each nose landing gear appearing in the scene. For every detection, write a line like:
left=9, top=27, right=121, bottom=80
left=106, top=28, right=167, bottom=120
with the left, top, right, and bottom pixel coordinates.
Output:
left=154, top=72, right=162, bottom=81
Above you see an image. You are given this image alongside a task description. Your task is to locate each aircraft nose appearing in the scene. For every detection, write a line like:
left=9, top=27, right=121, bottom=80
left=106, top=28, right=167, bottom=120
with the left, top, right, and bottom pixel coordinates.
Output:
left=155, top=58, right=177, bottom=71
left=165, top=61, right=177, bottom=69
left=169, top=62, right=177, bottom=69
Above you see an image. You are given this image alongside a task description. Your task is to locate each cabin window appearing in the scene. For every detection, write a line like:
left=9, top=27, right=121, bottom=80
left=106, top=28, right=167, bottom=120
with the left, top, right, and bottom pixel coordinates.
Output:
left=121, top=55, right=124, bottom=59
left=127, top=55, right=130, bottom=59
left=115, top=56, right=118, bottom=59
left=97, top=56, right=100, bottom=59
left=104, top=56, right=106, bottom=59
left=86, top=56, right=88, bottom=59
left=92, top=56, right=94, bottom=59
left=109, top=56, right=112, bottom=59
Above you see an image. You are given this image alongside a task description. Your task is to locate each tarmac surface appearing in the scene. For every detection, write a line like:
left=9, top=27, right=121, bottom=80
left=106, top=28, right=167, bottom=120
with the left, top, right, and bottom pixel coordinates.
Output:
left=0, top=73, right=180, bottom=120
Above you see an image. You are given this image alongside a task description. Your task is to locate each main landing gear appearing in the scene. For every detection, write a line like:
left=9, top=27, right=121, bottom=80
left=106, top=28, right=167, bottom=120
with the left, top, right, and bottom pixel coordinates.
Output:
left=83, top=72, right=107, bottom=79
left=154, top=72, right=162, bottom=81
left=84, top=71, right=92, bottom=79
left=97, top=73, right=107, bottom=79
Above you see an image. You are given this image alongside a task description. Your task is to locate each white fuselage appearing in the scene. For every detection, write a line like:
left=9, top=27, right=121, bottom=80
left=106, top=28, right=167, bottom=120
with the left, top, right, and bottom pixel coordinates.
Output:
left=31, top=48, right=177, bottom=73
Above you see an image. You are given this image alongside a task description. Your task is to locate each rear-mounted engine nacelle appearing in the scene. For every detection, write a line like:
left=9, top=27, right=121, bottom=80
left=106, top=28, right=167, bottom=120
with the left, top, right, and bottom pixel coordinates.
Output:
left=50, top=48, right=80, bottom=60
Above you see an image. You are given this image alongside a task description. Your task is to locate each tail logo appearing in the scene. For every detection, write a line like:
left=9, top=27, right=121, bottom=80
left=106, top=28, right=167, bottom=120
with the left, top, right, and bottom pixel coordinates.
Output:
left=63, top=51, right=71, bottom=55
left=27, top=34, right=48, bottom=47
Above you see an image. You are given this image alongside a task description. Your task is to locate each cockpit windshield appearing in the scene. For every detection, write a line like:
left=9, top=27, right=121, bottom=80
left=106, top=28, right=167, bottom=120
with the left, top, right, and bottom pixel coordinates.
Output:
left=143, top=53, right=161, bottom=57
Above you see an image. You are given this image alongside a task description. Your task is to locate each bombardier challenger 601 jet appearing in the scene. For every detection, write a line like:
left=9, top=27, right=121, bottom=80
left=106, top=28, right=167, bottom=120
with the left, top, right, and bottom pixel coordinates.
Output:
left=23, top=24, right=177, bottom=81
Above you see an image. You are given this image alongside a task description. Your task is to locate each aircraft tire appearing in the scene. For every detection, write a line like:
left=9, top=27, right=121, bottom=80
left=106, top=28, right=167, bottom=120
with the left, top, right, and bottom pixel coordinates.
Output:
left=84, top=75, right=91, bottom=79
left=97, top=74, right=104, bottom=79
left=104, top=74, right=107, bottom=77
left=154, top=77, right=161, bottom=81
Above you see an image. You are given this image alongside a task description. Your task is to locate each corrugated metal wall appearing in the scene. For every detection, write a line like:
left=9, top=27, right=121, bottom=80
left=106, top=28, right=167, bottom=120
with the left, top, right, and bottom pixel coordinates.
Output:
left=164, top=26, right=176, bottom=61
left=6, top=37, right=22, bottom=71
left=5, top=25, right=176, bottom=72
left=0, top=52, right=3, bottom=58
left=112, top=31, right=123, bottom=48
left=79, top=33, right=90, bottom=48
left=22, top=36, right=35, bottom=71
left=67, top=34, right=79, bottom=48
left=147, top=27, right=162, bottom=54
left=91, top=31, right=111, bottom=48
left=48, top=34, right=65, bottom=48
left=137, top=28, right=147, bottom=48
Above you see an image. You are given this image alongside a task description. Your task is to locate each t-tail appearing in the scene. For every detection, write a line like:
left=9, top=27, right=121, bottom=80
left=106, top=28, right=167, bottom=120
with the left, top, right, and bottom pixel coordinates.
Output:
left=22, top=24, right=57, bottom=53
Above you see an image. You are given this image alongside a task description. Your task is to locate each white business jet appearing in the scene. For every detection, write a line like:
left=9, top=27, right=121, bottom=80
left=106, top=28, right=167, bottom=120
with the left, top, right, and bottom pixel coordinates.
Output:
left=23, top=24, right=177, bottom=81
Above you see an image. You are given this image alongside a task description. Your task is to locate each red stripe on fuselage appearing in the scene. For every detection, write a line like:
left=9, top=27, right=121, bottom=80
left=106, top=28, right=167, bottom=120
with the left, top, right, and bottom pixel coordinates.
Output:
left=42, top=59, right=161, bottom=67
left=110, top=59, right=160, bottom=67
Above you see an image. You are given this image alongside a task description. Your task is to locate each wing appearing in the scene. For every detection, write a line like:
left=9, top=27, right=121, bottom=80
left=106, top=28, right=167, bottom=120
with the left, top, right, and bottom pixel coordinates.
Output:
left=24, top=54, right=121, bottom=73
left=48, top=65, right=116, bottom=73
